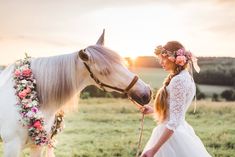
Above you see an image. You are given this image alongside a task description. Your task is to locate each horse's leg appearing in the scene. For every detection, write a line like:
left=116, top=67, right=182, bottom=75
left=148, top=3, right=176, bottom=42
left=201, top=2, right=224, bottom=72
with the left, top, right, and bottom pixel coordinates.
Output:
left=3, top=138, right=23, bottom=157
left=30, top=146, right=55, bottom=157
left=46, top=147, right=56, bottom=157
left=30, top=146, right=43, bottom=157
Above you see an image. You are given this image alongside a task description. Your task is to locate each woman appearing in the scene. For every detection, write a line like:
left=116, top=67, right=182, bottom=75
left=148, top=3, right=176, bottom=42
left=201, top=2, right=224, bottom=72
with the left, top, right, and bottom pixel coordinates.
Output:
left=141, top=41, right=211, bottom=157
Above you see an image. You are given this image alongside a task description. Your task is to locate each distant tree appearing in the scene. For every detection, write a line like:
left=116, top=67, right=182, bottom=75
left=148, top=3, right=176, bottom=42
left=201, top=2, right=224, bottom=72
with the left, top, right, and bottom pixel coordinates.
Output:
left=196, top=85, right=206, bottom=100
left=221, top=90, right=235, bottom=101
left=212, top=93, right=219, bottom=102
left=197, top=92, right=206, bottom=100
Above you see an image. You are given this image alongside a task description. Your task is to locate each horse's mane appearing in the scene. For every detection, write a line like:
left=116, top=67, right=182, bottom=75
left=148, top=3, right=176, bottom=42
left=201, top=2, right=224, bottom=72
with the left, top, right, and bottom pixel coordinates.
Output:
left=31, top=45, right=124, bottom=109
left=31, top=52, right=80, bottom=109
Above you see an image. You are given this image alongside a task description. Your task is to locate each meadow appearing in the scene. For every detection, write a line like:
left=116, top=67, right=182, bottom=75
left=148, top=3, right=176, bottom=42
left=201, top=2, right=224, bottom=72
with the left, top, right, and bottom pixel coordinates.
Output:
left=0, top=67, right=234, bottom=157
left=0, top=98, right=233, bottom=157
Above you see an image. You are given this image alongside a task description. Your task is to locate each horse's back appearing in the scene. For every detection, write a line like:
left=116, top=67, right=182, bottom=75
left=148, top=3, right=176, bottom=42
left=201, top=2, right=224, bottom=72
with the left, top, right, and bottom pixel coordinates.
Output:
left=0, top=64, right=14, bottom=88
left=0, top=64, right=23, bottom=137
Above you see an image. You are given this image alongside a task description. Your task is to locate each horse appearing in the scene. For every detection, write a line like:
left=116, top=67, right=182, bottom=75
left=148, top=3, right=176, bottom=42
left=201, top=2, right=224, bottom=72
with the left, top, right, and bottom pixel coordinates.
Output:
left=0, top=30, right=152, bottom=157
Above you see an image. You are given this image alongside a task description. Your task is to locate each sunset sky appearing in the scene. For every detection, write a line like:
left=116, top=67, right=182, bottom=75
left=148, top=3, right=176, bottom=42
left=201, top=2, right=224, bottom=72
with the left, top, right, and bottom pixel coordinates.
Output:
left=0, top=0, right=235, bottom=65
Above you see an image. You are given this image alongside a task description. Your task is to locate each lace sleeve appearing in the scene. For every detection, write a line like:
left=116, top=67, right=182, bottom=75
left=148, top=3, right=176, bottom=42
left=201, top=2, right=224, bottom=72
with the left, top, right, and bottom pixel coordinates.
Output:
left=166, top=76, right=187, bottom=131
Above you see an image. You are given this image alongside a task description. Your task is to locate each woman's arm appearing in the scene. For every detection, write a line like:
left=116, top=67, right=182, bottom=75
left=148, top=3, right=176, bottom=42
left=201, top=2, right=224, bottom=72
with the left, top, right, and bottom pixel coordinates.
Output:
left=152, top=127, right=173, bottom=152
left=141, top=128, right=174, bottom=157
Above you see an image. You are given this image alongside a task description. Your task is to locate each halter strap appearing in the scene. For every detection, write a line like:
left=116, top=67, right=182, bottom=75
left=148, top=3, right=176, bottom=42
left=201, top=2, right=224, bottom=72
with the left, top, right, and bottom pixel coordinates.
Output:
left=83, top=62, right=138, bottom=94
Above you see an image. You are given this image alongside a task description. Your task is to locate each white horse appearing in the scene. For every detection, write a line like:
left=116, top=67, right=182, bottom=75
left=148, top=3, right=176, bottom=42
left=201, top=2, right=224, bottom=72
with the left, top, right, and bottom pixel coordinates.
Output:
left=0, top=31, right=151, bottom=157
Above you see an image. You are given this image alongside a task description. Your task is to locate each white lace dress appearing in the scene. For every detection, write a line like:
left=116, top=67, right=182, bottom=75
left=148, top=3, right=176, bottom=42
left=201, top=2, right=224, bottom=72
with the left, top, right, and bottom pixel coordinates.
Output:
left=142, top=70, right=212, bottom=157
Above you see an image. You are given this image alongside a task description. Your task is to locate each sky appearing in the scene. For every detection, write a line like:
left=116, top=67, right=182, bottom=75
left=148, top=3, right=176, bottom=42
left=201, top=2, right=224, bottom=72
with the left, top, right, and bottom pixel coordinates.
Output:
left=0, top=0, right=235, bottom=65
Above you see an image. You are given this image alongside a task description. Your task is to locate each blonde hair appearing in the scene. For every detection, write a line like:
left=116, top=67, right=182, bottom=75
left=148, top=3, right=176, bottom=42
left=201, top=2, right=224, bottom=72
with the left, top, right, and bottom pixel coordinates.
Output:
left=154, top=41, right=188, bottom=122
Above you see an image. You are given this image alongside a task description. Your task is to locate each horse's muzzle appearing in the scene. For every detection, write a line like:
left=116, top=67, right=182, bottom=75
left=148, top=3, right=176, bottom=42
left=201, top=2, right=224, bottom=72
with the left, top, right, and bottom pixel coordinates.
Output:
left=129, top=89, right=152, bottom=106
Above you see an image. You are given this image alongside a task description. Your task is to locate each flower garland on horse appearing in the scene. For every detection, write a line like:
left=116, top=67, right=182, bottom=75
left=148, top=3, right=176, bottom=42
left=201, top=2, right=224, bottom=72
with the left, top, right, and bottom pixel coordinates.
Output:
left=14, top=54, right=64, bottom=147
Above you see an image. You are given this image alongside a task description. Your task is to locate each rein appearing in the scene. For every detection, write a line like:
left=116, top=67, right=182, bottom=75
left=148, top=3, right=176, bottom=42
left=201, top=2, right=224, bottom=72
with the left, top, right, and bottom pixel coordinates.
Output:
left=129, top=97, right=145, bottom=157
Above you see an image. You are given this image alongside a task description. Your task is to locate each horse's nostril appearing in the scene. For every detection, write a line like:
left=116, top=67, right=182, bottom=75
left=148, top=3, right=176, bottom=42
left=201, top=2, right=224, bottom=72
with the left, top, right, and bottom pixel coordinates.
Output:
left=142, top=93, right=151, bottom=104
left=129, top=91, right=151, bottom=106
left=142, top=94, right=148, bottom=101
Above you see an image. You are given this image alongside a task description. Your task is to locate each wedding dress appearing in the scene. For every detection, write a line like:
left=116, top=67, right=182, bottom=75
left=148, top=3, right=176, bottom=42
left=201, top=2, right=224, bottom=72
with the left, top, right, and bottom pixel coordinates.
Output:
left=142, top=70, right=212, bottom=157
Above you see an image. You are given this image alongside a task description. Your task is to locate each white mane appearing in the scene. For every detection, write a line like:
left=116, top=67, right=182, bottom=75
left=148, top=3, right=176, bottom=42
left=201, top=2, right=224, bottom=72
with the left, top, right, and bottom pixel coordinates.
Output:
left=31, top=52, right=80, bottom=109
left=31, top=45, right=124, bottom=109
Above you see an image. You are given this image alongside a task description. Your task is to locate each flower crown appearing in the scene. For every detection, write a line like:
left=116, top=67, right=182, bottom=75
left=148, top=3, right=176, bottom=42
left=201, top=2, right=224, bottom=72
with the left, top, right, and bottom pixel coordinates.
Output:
left=155, top=45, right=200, bottom=73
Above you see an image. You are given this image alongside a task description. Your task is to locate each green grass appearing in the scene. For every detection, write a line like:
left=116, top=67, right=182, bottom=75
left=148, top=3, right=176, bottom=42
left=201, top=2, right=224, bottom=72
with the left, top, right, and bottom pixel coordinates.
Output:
left=131, top=67, right=168, bottom=88
left=1, top=98, right=233, bottom=157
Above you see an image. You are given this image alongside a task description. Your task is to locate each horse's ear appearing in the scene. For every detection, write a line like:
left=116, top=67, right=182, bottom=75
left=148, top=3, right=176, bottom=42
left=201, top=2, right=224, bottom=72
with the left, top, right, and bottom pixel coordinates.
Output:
left=78, top=49, right=89, bottom=61
left=96, top=29, right=105, bottom=45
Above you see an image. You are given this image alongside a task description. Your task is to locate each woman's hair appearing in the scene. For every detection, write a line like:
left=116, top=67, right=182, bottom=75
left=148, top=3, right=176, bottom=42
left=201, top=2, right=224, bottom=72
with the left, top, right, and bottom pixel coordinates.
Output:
left=154, top=41, right=188, bottom=122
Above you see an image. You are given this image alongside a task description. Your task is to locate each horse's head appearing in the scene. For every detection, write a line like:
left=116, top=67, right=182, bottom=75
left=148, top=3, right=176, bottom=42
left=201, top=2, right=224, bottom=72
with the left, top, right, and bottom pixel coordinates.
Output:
left=79, top=30, right=151, bottom=106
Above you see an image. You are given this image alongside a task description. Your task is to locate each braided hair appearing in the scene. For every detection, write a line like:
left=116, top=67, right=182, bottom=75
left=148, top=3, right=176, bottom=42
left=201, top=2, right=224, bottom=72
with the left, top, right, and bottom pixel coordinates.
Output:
left=154, top=41, right=188, bottom=122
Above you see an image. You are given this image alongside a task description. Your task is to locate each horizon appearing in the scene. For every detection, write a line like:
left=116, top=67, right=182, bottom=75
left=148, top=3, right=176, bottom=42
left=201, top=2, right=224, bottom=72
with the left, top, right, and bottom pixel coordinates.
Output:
left=1, top=55, right=235, bottom=67
left=1, top=0, right=235, bottom=65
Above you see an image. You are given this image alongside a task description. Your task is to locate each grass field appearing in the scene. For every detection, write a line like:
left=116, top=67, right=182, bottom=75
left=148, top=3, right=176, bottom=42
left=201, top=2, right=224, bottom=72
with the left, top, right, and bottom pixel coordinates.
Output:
left=1, top=98, right=233, bottom=157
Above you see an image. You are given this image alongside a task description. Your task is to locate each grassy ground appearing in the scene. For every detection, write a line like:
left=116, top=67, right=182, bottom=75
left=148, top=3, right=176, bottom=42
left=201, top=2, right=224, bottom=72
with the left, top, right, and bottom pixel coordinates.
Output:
left=1, top=98, right=233, bottom=157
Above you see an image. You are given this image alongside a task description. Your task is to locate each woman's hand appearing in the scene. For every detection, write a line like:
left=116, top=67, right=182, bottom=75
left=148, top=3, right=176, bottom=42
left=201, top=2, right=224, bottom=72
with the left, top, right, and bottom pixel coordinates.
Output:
left=140, top=105, right=154, bottom=115
left=141, top=148, right=156, bottom=157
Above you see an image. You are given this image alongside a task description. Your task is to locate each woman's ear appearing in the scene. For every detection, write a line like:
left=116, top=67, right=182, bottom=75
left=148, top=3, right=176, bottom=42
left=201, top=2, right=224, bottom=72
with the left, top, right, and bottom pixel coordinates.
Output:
left=78, top=49, right=89, bottom=62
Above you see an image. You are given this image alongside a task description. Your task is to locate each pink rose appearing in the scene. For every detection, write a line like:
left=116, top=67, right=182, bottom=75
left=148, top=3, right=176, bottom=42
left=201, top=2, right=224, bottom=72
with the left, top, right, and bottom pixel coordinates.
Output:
left=33, top=121, right=43, bottom=130
left=14, top=70, right=21, bottom=77
left=18, top=90, right=27, bottom=99
left=22, top=69, right=32, bottom=77
left=175, top=56, right=187, bottom=66
left=168, top=56, right=176, bottom=62
left=25, top=87, right=31, bottom=93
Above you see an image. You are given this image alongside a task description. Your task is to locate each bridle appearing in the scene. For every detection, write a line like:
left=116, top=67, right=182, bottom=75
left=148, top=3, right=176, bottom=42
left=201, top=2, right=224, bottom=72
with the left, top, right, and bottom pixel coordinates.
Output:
left=79, top=49, right=147, bottom=157
left=79, top=49, right=139, bottom=95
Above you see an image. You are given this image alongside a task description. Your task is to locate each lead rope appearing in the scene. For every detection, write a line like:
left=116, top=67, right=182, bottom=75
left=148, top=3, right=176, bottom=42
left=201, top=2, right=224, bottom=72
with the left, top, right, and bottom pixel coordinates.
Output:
left=135, top=112, right=145, bottom=157
left=128, top=97, right=145, bottom=157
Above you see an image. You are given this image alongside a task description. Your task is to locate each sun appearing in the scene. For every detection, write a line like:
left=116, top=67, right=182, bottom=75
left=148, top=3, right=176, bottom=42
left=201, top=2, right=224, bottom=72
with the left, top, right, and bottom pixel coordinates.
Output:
left=130, top=55, right=137, bottom=62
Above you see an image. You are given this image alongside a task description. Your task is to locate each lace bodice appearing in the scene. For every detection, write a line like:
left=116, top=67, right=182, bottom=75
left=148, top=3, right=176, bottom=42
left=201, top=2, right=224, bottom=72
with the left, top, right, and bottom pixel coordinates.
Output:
left=165, top=70, right=196, bottom=131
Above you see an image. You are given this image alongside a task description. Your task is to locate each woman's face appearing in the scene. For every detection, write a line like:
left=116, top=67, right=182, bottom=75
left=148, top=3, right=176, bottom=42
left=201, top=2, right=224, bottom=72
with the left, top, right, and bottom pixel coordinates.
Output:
left=158, top=56, right=175, bottom=73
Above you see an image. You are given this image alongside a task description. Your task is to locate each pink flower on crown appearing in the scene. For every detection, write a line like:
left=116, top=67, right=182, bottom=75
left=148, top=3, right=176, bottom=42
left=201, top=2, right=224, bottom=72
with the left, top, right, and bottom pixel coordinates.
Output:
left=176, top=49, right=185, bottom=56
left=22, top=69, right=32, bottom=77
left=175, top=56, right=187, bottom=66
left=168, top=56, right=176, bottom=62
left=14, top=70, right=21, bottom=77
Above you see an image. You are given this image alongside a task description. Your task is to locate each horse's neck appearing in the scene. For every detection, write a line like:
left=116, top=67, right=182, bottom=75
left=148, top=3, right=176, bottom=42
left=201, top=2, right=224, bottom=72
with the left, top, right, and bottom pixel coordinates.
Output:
left=31, top=53, right=91, bottom=110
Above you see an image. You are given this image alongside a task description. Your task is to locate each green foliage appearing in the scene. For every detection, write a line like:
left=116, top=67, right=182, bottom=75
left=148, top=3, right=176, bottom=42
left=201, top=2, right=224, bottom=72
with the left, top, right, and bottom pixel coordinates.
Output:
left=221, top=90, right=235, bottom=101
left=193, top=57, right=235, bottom=87
left=212, top=93, right=219, bottom=102
left=196, top=84, right=206, bottom=100
left=80, top=92, right=90, bottom=99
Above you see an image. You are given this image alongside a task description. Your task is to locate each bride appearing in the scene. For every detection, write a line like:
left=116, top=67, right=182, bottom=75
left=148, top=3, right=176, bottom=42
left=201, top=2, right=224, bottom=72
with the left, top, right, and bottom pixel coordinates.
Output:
left=141, top=41, right=212, bottom=157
